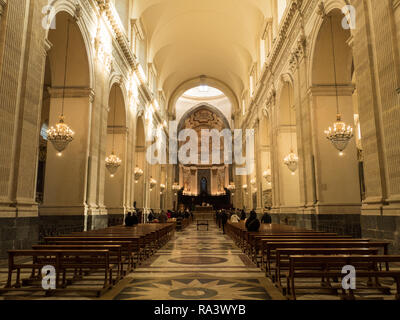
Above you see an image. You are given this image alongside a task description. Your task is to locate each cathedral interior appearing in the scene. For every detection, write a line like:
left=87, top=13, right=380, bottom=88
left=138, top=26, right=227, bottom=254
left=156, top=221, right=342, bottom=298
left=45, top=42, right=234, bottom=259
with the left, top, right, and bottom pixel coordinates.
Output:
left=0, top=0, right=400, bottom=303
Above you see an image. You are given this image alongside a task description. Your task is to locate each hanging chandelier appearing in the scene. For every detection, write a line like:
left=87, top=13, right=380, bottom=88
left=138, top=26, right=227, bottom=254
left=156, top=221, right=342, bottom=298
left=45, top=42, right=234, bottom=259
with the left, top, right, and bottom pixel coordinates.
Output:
left=105, top=152, right=122, bottom=178
left=250, top=178, right=256, bottom=185
left=105, top=86, right=122, bottom=177
left=134, top=166, right=143, bottom=183
left=172, top=182, right=180, bottom=191
left=263, top=167, right=272, bottom=183
left=284, top=150, right=299, bottom=175
left=160, top=183, right=166, bottom=192
left=149, top=177, right=157, bottom=191
left=47, top=19, right=74, bottom=156
left=324, top=15, right=354, bottom=156
left=283, top=83, right=299, bottom=174
left=227, top=183, right=236, bottom=191
left=242, top=184, right=248, bottom=191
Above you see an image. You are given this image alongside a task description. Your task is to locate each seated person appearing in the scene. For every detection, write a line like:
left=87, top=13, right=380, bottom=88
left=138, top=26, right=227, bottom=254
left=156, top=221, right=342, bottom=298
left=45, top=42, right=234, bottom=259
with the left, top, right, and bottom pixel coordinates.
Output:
left=131, top=211, right=139, bottom=225
left=245, top=210, right=260, bottom=232
left=230, top=212, right=240, bottom=223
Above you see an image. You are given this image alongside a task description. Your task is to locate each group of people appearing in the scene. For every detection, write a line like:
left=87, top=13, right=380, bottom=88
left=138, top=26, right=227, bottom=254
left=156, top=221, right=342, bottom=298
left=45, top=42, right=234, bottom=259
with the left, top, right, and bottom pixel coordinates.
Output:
left=125, top=205, right=194, bottom=227
left=216, top=208, right=273, bottom=234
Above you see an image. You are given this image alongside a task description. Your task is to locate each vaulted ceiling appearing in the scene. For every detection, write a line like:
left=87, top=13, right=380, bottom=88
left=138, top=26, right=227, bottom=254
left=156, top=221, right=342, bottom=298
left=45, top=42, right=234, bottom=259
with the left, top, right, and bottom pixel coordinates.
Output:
left=132, top=0, right=272, bottom=102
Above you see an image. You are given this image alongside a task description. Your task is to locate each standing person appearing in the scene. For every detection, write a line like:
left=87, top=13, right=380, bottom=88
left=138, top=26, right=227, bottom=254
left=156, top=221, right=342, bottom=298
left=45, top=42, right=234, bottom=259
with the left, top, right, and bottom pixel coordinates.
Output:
left=261, top=211, right=272, bottom=224
left=148, top=210, right=155, bottom=222
left=221, top=210, right=229, bottom=234
left=245, top=210, right=261, bottom=232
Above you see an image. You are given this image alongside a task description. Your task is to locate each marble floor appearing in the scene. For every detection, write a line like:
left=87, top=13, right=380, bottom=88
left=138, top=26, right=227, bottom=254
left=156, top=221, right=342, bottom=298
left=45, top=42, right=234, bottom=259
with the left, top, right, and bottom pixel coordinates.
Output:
left=101, top=222, right=284, bottom=300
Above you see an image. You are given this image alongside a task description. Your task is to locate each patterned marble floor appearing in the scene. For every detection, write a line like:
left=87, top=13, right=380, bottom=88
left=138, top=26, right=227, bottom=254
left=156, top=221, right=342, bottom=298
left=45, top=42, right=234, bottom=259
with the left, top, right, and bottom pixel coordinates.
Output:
left=102, top=222, right=284, bottom=300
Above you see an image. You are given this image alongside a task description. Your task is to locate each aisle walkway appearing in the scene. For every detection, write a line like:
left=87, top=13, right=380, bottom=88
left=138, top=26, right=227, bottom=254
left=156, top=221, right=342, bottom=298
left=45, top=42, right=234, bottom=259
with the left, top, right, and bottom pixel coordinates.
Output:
left=104, top=221, right=284, bottom=300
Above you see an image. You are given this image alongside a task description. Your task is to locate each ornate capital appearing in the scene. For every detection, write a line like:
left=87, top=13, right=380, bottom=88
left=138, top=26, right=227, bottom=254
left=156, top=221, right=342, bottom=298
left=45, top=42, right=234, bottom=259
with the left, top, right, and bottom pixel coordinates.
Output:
left=317, top=1, right=326, bottom=18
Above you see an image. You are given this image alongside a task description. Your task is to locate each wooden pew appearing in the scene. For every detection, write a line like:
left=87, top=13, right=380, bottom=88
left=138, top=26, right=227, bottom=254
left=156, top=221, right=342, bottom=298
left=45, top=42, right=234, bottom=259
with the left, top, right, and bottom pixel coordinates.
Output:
left=275, top=248, right=380, bottom=292
left=263, top=241, right=390, bottom=277
left=286, top=255, right=400, bottom=300
left=32, top=245, right=123, bottom=281
left=2, top=250, right=113, bottom=297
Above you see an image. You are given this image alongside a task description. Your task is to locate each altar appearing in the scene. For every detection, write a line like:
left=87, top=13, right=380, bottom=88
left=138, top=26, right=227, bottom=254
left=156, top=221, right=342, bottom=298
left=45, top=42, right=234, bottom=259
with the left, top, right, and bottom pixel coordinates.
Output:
left=193, top=205, right=214, bottom=221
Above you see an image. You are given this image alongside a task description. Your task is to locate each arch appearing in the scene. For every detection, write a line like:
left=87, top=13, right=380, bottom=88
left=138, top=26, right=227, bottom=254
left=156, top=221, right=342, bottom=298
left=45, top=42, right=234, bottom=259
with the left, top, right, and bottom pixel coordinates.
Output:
left=168, top=76, right=240, bottom=115
left=45, top=5, right=94, bottom=89
left=307, top=2, right=353, bottom=85
left=177, top=103, right=232, bottom=133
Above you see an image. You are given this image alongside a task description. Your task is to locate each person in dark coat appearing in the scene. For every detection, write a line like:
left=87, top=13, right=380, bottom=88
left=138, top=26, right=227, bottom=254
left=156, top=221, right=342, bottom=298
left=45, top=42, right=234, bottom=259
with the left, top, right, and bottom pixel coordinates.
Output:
left=125, top=212, right=134, bottom=227
left=245, top=210, right=260, bottom=232
left=240, top=209, right=247, bottom=221
left=131, top=211, right=139, bottom=225
left=221, top=210, right=229, bottom=234
left=261, top=212, right=272, bottom=224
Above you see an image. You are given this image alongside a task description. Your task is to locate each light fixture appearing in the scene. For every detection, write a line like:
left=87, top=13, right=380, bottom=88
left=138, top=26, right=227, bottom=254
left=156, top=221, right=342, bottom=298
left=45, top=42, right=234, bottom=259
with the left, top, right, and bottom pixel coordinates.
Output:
left=105, top=86, right=122, bottom=177
left=242, top=184, right=248, bottom=191
left=47, top=19, right=74, bottom=155
left=324, top=15, right=354, bottom=154
left=149, top=177, right=157, bottom=191
left=250, top=178, right=256, bottom=185
left=227, top=183, right=236, bottom=191
left=283, top=82, right=299, bottom=173
left=160, top=183, right=166, bottom=192
left=172, top=182, right=180, bottom=191
left=134, top=166, right=143, bottom=183
left=263, top=167, right=272, bottom=183
left=284, top=151, right=298, bottom=175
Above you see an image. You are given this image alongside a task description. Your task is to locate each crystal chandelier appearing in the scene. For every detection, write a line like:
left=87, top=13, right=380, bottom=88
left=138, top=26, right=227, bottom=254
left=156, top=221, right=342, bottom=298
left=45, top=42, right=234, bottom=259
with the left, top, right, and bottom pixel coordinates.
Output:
left=283, top=82, right=299, bottom=174
left=284, top=150, right=299, bottom=175
left=227, top=183, right=236, bottom=191
left=47, top=19, right=74, bottom=156
left=250, top=178, right=256, bottom=185
left=160, top=183, right=166, bottom=192
left=105, top=152, right=122, bottom=178
left=263, top=167, right=272, bottom=183
left=105, top=86, right=122, bottom=177
left=242, top=184, right=248, bottom=191
left=324, top=15, right=354, bottom=156
left=149, top=177, right=157, bottom=191
left=134, top=166, right=143, bottom=183
left=172, top=182, right=180, bottom=191
left=47, top=116, right=74, bottom=156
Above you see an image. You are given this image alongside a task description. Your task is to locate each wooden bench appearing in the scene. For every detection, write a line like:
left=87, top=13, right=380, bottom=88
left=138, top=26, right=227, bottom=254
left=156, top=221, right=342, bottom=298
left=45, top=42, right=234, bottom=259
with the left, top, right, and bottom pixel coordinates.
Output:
left=1, top=250, right=114, bottom=297
left=32, top=245, right=123, bottom=281
left=275, top=248, right=380, bottom=292
left=197, top=220, right=209, bottom=231
left=286, top=255, right=400, bottom=300
left=262, top=241, right=390, bottom=277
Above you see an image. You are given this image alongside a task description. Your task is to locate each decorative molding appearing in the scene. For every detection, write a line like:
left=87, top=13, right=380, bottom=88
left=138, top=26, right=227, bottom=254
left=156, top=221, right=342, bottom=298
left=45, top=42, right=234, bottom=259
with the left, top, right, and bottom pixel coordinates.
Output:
left=47, top=87, right=95, bottom=100
left=0, top=0, right=6, bottom=17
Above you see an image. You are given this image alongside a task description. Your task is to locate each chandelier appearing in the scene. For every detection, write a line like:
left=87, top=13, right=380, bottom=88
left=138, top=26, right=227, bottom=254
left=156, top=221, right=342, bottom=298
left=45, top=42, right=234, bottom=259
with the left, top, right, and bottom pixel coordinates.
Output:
left=284, top=150, right=299, bottom=175
left=105, top=152, right=122, bottom=178
left=250, top=178, right=256, bottom=185
left=105, top=86, right=122, bottom=177
left=324, top=15, right=354, bottom=156
left=263, top=167, right=272, bottom=183
left=134, top=166, right=143, bottom=183
left=149, top=177, right=157, bottom=191
left=242, top=184, right=248, bottom=191
left=172, top=182, right=181, bottom=191
left=160, top=183, right=166, bottom=191
left=47, top=116, right=74, bottom=156
left=283, top=81, right=299, bottom=174
left=47, top=19, right=74, bottom=156
left=227, top=183, right=236, bottom=191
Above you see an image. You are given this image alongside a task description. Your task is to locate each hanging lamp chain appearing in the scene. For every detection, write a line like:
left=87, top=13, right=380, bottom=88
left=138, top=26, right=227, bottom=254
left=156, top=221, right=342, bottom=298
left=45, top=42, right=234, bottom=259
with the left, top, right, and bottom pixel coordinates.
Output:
left=61, top=19, right=71, bottom=118
left=329, top=15, right=340, bottom=116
